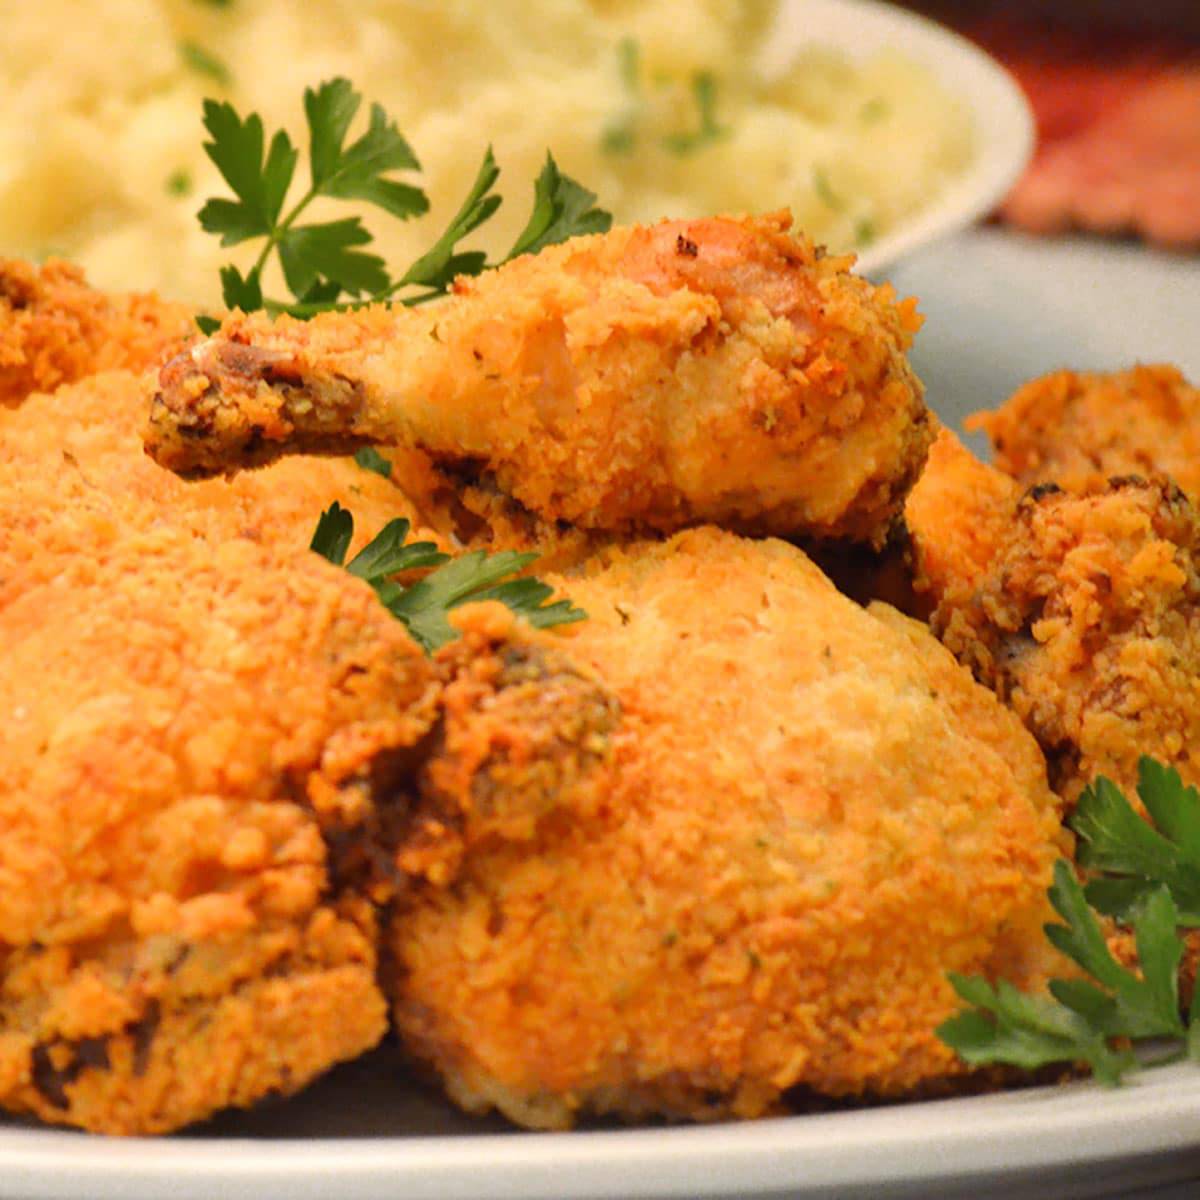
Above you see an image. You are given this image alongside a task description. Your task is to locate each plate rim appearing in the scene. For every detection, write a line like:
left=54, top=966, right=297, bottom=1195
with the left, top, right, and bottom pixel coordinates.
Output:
left=2, top=1063, right=1200, bottom=1199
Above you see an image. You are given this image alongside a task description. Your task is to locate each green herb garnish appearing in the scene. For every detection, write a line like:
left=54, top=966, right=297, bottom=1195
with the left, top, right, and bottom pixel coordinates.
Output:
left=166, top=169, right=193, bottom=198
left=859, top=97, right=889, bottom=124
left=353, top=446, right=394, bottom=479
left=601, top=42, right=728, bottom=158
left=938, top=760, right=1200, bottom=1083
left=310, top=502, right=586, bottom=653
left=1073, top=760, right=1200, bottom=926
left=661, top=71, right=729, bottom=156
left=812, top=167, right=844, bottom=211
left=197, top=78, right=611, bottom=325
left=180, top=41, right=231, bottom=87
left=601, top=38, right=642, bottom=155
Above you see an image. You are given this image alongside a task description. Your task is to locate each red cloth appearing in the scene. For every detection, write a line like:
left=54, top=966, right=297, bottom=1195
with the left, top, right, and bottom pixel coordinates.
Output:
left=962, top=20, right=1200, bottom=248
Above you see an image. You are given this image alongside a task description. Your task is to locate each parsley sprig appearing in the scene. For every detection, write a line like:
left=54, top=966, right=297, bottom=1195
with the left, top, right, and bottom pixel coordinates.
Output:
left=310, top=502, right=585, bottom=653
left=937, top=759, right=1200, bottom=1083
left=196, top=79, right=610, bottom=331
left=1073, top=760, right=1200, bottom=925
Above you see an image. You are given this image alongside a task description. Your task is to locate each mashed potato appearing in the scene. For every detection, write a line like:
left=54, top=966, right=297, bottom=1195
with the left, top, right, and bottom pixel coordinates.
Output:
left=0, top=0, right=973, bottom=304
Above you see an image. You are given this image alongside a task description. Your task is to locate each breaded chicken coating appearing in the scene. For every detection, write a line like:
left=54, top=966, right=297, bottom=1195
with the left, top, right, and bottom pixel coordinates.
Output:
left=906, top=425, right=1021, bottom=609
left=969, top=365, right=1200, bottom=496
left=927, top=475, right=1200, bottom=804
left=0, top=519, right=435, bottom=1133
left=0, top=477, right=618, bottom=1134
left=144, top=213, right=931, bottom=546
left=0, top=356, right=620, bottom=1132
left=0, top=370, right=448, bottom=608
left=387, top=528, right=1067, bottom=1129
left=0, top=259, right=192, bottom=408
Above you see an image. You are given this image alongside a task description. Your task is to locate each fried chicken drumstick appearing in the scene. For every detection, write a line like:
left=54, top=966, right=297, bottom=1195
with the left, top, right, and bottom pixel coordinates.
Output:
left=145, top=212, right=930, bottom=546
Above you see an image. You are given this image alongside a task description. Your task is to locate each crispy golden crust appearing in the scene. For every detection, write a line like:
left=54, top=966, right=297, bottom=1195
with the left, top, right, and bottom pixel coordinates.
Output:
left=969, top=365, right=1200, bottom=496
left=388, top=528, right=1066, bottom=1129
left=0, top=516, right=439, bottom=1133
left=905, top=425, right=1022, bottom=608
left=931, top=477, right=1200, bottom=802
left=0, top=370, right=449, bottom=609
left=144, top=213, right=930, bottom=546
left=0, top=364, right=620, bottom=1133
left=0, top=259, right=193, bottom=408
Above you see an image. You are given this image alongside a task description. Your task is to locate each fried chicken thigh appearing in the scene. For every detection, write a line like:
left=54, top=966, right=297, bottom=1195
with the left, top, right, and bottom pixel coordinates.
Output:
left=388, top=528, right=1066, bottom=1128
left=144, top=212, right=931, bottom=546
left=0, top=325, right=618, bottom=1131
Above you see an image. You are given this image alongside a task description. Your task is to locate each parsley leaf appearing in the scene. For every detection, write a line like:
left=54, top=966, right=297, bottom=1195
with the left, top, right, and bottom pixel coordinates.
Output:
left=396, top=148, right=501, bottom=295
left=938, top=762, right=1200, bottom=1084
left=278, top=217, right=389, bottom=297
left=198, top=100, right=297, bottom=245
left=196, top=80, right=611, bottom=323
left=1072, top=759, right=1200, bottom=925
left=309, top=500, right=355, bottom=566
left=506, top=154, right=611, bottom=260
left=309, top=503, right=586, bottom=653
left=303, top=79, right=427, bottom=218
left=938, top=860, right=1189, bottom=1083
left=354, top=446, right=393, bottom=479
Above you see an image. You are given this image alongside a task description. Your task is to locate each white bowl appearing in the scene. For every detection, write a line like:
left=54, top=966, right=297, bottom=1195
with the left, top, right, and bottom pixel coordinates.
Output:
left=766, top=0, right=1035, bottom=276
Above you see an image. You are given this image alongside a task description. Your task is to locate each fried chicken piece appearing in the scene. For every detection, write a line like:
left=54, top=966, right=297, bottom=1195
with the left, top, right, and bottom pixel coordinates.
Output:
left=0, top=516, right=433, bottom=1133
left=0, top=471, right=618, bottom=1133
left=388, top=527, right=1067, bottom=1129
left=0, top=370, right=449, bottom=609
left=0, top=258, right=192, bottom=408
left=969, top=365, right=1200, bottom=496
left=906, top=425, right=1022, bottom=609
left=144, top=212, right=931, bottom=546
left=924, top=474, right=1200, bottom=804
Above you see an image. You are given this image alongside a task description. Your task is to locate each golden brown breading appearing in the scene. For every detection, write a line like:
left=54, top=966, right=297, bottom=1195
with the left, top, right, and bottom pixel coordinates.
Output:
left=0, top=516, right=436, bottom=1133
left=906, top=425, right=1022, bottom=609
left=0, top=354, right=621, bottom=1132
left=144, top=213, right=931, bottom=546
left=968, top=364, right=1200, bottom=496
left=387, top=528, right=1067, bottom=1129
left=0, top=259, right=193, bottom=408
left=0, top=478, right=618, bottom=1134
left=0, top=370, right=449, bottom=609
left=930, top=476, right=1200, bottom=803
